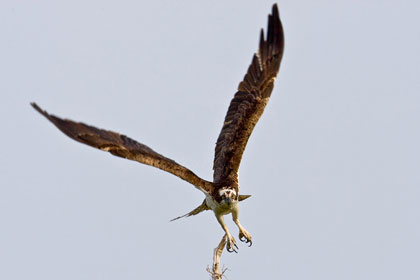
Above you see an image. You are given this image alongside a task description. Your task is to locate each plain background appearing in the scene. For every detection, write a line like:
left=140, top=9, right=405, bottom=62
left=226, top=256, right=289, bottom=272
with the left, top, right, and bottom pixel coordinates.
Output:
left=1, top=0, right=419, bottom=279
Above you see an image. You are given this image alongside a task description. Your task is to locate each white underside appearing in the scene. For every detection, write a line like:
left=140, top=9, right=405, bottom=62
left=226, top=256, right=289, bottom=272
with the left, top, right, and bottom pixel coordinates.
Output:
left=205, top=193, right=238, bottom=216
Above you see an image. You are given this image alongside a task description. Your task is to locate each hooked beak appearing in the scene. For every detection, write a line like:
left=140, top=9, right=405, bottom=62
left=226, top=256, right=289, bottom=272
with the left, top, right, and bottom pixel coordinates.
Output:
left=224, top=197, right=232, bottom=205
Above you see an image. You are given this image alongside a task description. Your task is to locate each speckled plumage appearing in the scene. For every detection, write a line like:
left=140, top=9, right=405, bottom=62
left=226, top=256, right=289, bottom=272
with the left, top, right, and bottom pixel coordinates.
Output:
left=32, top=4, right=284, bottom=253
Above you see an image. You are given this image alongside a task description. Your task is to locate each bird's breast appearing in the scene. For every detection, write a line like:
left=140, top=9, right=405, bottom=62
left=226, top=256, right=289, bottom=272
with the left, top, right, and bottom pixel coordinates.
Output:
left=205, top=194, right=237, bottom=216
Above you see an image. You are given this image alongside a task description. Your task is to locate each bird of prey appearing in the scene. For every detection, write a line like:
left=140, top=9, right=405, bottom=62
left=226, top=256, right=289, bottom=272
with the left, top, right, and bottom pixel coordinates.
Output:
left=31, top=4, right=284, bottom=253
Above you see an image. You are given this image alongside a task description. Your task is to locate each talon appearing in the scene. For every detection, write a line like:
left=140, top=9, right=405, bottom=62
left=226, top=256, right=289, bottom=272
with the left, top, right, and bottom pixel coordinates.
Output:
left=230, top=243, right=238, bottom=253
left=239, top=230, right=252, bottom=247
left=226, top=235, right=238, bottom=253
left=227, top=245, right=237, bottom=253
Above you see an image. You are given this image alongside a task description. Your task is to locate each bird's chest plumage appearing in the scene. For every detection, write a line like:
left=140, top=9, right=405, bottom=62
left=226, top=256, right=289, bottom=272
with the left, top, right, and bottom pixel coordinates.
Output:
left=205, top=194, right=237, bottom=216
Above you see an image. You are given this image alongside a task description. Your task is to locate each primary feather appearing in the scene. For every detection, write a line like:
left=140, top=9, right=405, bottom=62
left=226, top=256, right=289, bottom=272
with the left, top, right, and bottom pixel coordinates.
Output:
left=213, top=4, right=284, bottom=184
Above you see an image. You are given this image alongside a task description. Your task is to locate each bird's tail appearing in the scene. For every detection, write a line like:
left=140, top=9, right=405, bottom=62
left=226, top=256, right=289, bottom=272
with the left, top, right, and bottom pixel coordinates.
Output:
left=238, top=194, right=251, bottom=201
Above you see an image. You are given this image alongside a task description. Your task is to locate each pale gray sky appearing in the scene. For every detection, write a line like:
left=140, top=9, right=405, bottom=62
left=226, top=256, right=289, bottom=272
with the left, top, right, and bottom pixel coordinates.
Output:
left=1, top=0, right=420, bottom=279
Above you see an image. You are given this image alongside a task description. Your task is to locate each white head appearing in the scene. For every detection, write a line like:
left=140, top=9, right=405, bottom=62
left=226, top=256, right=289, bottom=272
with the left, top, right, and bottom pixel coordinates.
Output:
left=218, top=187, right=237, bottom=205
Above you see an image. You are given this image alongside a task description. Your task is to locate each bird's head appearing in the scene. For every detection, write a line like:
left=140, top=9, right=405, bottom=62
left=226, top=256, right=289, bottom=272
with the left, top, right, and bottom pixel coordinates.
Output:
left=218, top=187, right=237, bottom=205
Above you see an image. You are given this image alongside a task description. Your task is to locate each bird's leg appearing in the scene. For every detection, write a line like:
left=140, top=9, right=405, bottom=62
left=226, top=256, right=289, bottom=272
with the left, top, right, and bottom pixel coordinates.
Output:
left=216, top=214, right=238, bottom=253
left=232, top=208, right=252, bottom=246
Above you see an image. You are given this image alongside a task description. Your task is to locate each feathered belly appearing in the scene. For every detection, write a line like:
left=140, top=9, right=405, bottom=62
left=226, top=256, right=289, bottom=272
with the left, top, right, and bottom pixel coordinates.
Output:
left=205, top=194, right=237, bottom=216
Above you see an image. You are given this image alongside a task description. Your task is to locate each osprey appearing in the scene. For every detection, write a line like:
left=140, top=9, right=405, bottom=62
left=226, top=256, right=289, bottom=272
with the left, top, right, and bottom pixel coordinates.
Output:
left=32, top=4, right=284, bottom=253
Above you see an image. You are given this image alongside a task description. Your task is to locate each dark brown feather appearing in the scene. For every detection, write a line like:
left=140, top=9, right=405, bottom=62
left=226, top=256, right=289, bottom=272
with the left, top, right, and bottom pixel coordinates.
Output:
left=170, top=199, right=210, bottom=222
left=213, top=4, right=284, bottom=183
left=31, top=102, right=213, bottom=194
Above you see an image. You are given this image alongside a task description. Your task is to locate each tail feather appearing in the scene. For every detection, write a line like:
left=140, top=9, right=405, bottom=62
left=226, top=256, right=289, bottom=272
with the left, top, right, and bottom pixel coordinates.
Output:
left=238, top=194, right=251, bottom=201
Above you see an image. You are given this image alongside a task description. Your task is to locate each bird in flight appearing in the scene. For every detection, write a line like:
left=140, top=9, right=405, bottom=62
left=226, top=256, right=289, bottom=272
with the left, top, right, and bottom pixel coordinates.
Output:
left=32, top=4, right=284, bottom=253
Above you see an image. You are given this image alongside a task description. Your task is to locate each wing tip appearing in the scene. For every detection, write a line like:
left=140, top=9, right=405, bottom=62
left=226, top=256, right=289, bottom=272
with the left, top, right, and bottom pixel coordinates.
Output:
left=272, top=3, right=279, bottom=17
left=30, top=102, right=49, bottom=118
left=267, top=3, right=284, bottom=55
left=30, top=101, right=41, bottom=112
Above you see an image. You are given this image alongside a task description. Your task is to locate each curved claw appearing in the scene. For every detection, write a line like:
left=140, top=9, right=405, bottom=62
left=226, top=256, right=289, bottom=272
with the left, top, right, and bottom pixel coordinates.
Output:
left=226, top=235, right=238, bottom=253
left=239, top=231, right=252, bottom=247
left=227, top=246, right=238, bottom=253
left=240, top=237, right=252, bottom=247
left=247, top=240, right=252, bottom=247
left=232, top=242, right=239, bottom=253
left=226, top=244, right=238, bottom=253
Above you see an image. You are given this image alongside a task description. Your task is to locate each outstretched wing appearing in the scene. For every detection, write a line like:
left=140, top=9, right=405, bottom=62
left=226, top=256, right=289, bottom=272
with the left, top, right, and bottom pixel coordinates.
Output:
left=213, top=4, right=284, bottom=183
left=31, top=103, right=213, bottom=194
